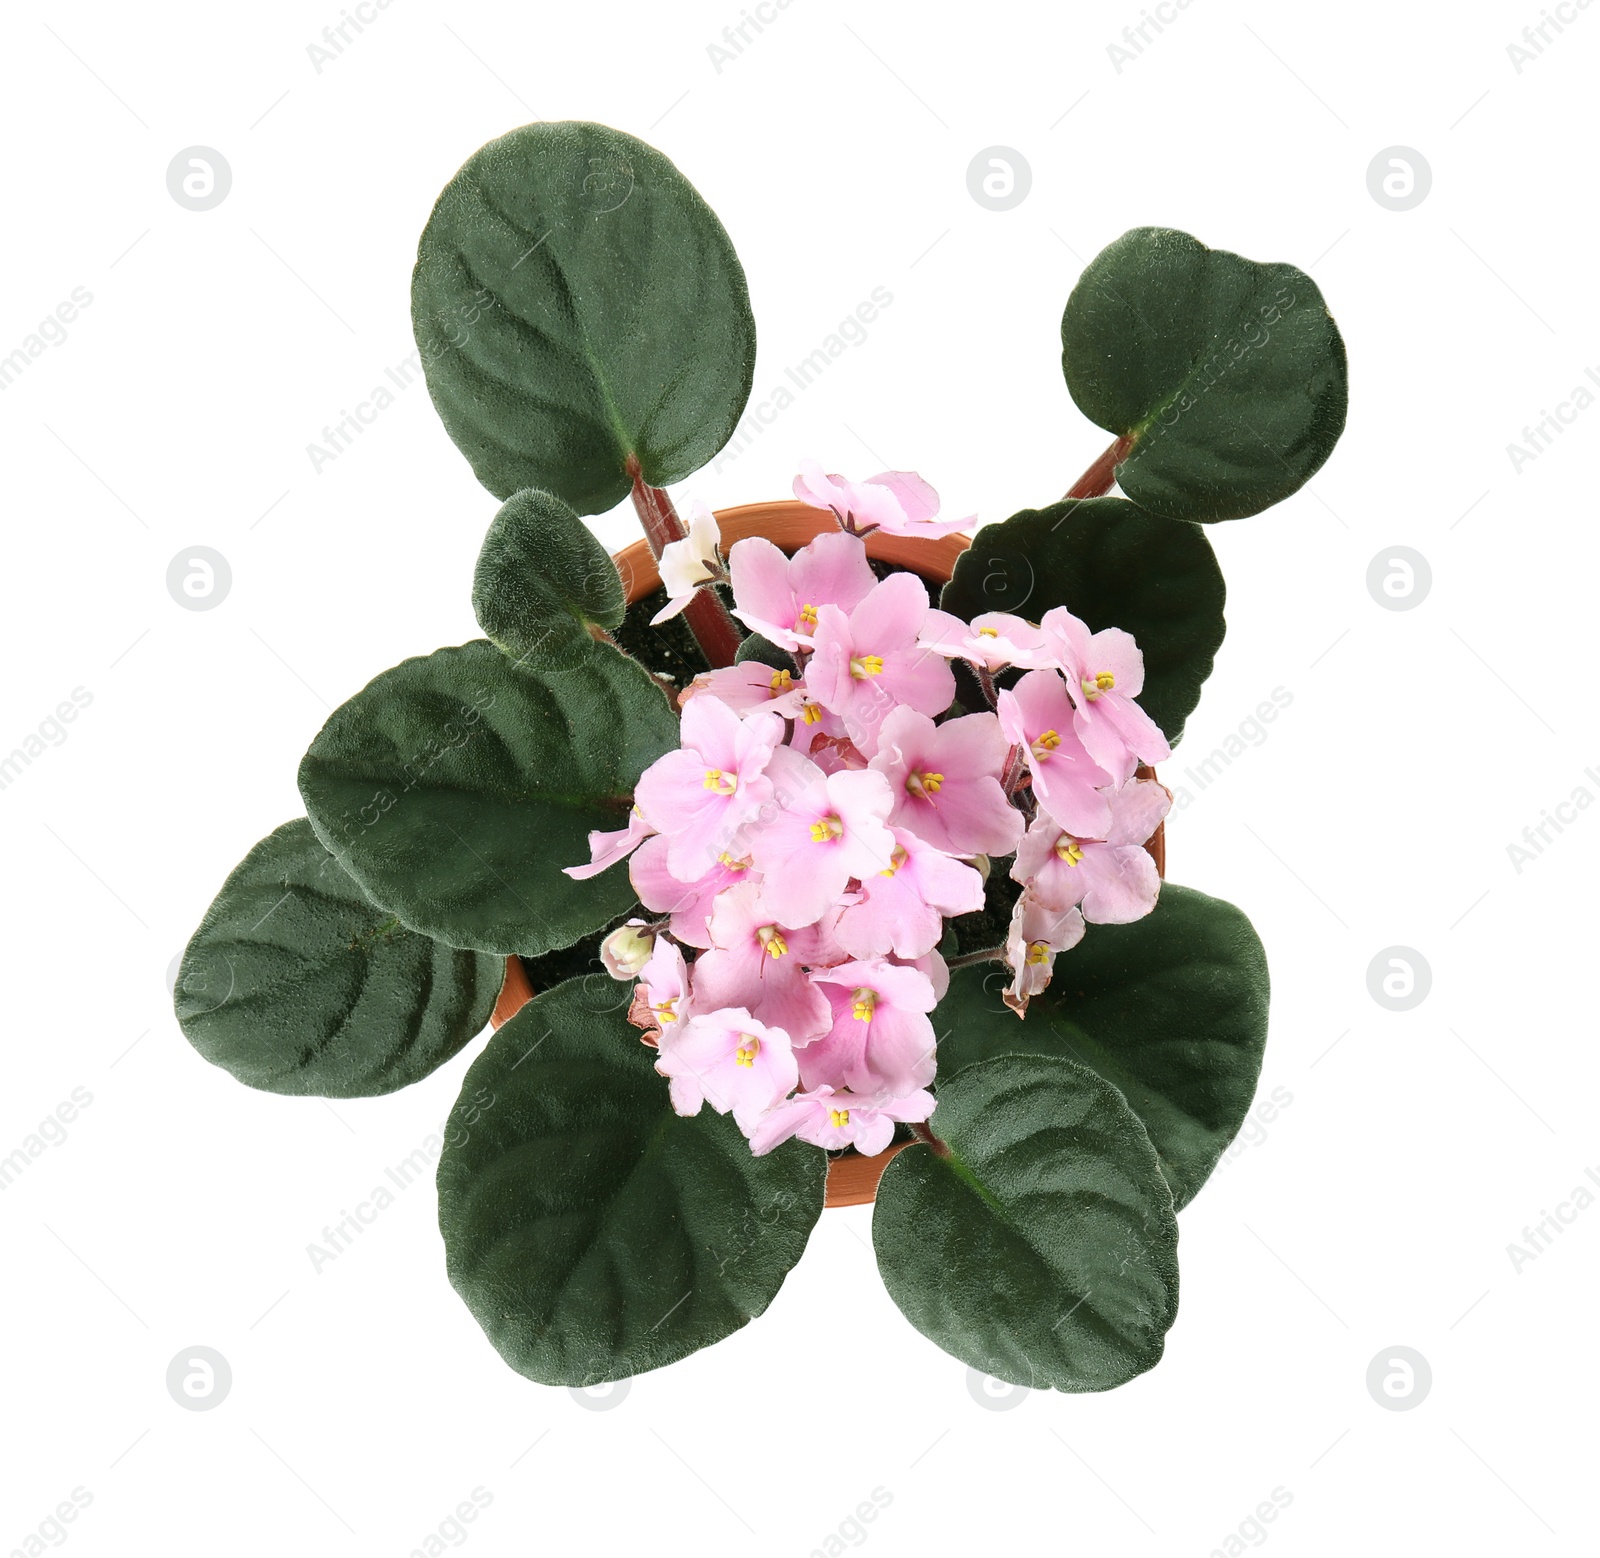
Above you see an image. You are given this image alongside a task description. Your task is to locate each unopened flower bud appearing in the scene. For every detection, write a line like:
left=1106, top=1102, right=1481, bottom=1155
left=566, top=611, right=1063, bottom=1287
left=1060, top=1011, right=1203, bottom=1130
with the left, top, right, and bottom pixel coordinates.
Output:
left=601, top=921, right=656, bottom=980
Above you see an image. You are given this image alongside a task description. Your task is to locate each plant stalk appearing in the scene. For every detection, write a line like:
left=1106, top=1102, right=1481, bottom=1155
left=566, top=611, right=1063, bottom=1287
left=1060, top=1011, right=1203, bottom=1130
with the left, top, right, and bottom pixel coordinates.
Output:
left=1063, top=434, right=1135, bottom=500
left=627, top=461, right=744, bottom=669
left=910, top=1121, right=950, bottom=1157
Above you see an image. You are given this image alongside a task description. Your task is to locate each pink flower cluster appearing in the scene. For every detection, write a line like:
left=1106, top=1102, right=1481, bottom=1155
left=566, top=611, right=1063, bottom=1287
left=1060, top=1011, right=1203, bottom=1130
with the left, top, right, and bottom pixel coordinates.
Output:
left=567, top=464, right=1173, bottom=1158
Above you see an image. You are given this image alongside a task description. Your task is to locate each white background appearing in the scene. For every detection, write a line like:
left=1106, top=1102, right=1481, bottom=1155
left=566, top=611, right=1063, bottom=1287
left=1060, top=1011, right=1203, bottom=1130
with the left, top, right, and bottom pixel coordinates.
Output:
left=2, top=1, right=1595, bottom=1554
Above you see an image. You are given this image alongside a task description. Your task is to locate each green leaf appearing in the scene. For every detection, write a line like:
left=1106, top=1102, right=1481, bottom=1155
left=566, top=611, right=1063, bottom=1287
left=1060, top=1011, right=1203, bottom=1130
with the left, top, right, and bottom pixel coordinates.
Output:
left=1061, top=227, right=1348, bottom=522
left=412, top=121, right=756, bottom=513
left=473, top=488, right=625, bottom=671
left=940, top=496, right=1225, bottom=745
left=297, top=638, right=677, bottom=957
left=176, top=820, right=502, bottom=1097
left=933, top=883, right=1269, bottom=1209
left=437, top=979, right=826, bottom=1385
left=873, top=1053, right=1178, bottom=1391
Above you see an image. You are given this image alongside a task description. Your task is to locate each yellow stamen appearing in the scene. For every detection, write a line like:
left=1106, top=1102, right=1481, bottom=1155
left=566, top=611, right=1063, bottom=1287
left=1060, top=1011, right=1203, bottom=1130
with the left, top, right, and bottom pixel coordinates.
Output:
left=798, top=603, right=819, bottom=627
left=1082, top=670, right=1116, bottom=701
left=758, top=925, right=788, bottom=958
left=734, top=1035, right=760, bottom=1068
left=849, top=654, right=885, bottom=679
left=1055, top=837, right=1085, bottom=867
left=653, top=997, right=679, bottom=1024
left=716, top=852, right=751, bottom=872
left=702, top=768, right=737, bottom=795
left=976, top=626, right=999, bottom=637
left=906, top=770, right=944, bottom=798
left=1031, top=729, right=1061, bottom=760
left=879, top=845, right=909, bottom=878
left=1026, top=940, right=1051, bottom=965
left=828, top=1107, right=851, bottom=1128
left=768, top=669, right=793, bottom=695
left=799, top=699, right=823, bottom=725
left=852, top=988, right=878, bottom=1022
left=810, top=814, right=844, bottom=843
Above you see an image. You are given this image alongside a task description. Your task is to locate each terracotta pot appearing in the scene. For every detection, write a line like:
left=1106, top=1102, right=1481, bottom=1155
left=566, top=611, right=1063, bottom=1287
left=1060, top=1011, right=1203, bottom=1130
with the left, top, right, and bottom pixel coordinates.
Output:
left=489, top=499, right=1165, bottom=1210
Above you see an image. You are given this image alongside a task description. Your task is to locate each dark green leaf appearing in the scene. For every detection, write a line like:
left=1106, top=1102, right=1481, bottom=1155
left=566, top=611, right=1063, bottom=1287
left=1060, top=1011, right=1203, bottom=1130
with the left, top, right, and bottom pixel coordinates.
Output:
left=437, top=979, right=826, bottom=1385
left=933, top=883, right=1269, bottom=1208
left=734, top=630, right=796, bottom=670
left=941, top=496, right=1225, bottom=745
left=473, top=488, right=625, bottom=671
left=176, top=820, right=502, bottom=1097
left=298, top=639, right=676, bottom=957
left=413, top=121, right=756, bottom=513
left=1061, top=227, right=1348, bottom=522
left=873, top=1053, right=1178, bottom=1391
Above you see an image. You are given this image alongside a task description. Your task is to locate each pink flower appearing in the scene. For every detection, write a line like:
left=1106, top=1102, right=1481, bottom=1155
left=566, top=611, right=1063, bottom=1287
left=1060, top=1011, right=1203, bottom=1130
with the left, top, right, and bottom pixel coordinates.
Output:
left=727, top=530, right=876, bottom=651
left=651, top=500, right=723, bottom=624
left=918, top=609, right=1048, bottom=672
left=746, top=747, right=897, bottom=927
left=683, top=661, right=806, bottom=716
left=688, top=881, right=837, bottom=1043
left=807, top=573, right=955, bottom=756
left=1039, top=607, right=1171, bottom=783
left=868, top=706, right=1022, bottom=857
left=836, top=826, right=985, bottom=959
left=629, top=837, right=757, bottom=949
left=637, top=936, right=694, bottom=1033
left=1003, top=893, right=1086, bottom=1016
left=799, top=959, right=939, bottom=1097
left=634, top=696, right=782, bottom=882
left=563, top=806, right=653, bottom=881
left=793, top=458, right=973, bottom=540
left=1012, top=778, right=1168, bottom=924
left=655, top=1006, right=798, bottom=1128
left=747, top=1084, right=936, bottom=1157
left=997, top=670, right=1113, bottom=837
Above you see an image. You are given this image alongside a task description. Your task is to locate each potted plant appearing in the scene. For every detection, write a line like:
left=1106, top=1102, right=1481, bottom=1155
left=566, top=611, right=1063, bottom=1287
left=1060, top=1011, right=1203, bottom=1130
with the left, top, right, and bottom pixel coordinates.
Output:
left=176, top=120, right=1347, bottom=1394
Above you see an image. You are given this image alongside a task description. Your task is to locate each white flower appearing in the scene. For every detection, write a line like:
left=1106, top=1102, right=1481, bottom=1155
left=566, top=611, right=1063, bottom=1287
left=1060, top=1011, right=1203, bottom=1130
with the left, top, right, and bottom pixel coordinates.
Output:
left=651, top=501, right=722, bottom=623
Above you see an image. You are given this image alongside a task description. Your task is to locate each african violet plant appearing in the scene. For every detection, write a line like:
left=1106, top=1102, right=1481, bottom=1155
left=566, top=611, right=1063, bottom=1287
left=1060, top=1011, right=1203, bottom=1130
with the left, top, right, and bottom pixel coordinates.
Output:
left=176, top=121, right=1347, bottom=1393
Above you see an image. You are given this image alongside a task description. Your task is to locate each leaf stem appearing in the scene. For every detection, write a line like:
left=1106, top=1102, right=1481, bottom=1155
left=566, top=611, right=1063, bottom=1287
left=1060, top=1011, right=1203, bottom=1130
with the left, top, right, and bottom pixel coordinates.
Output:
left=1062, top=434, right=1134, bottom=500
left=910, top=1120, right=950, bottom=1157
left=626, top=460, right=744, bottom=669
left=947, top=946, right=1005, bottom=969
